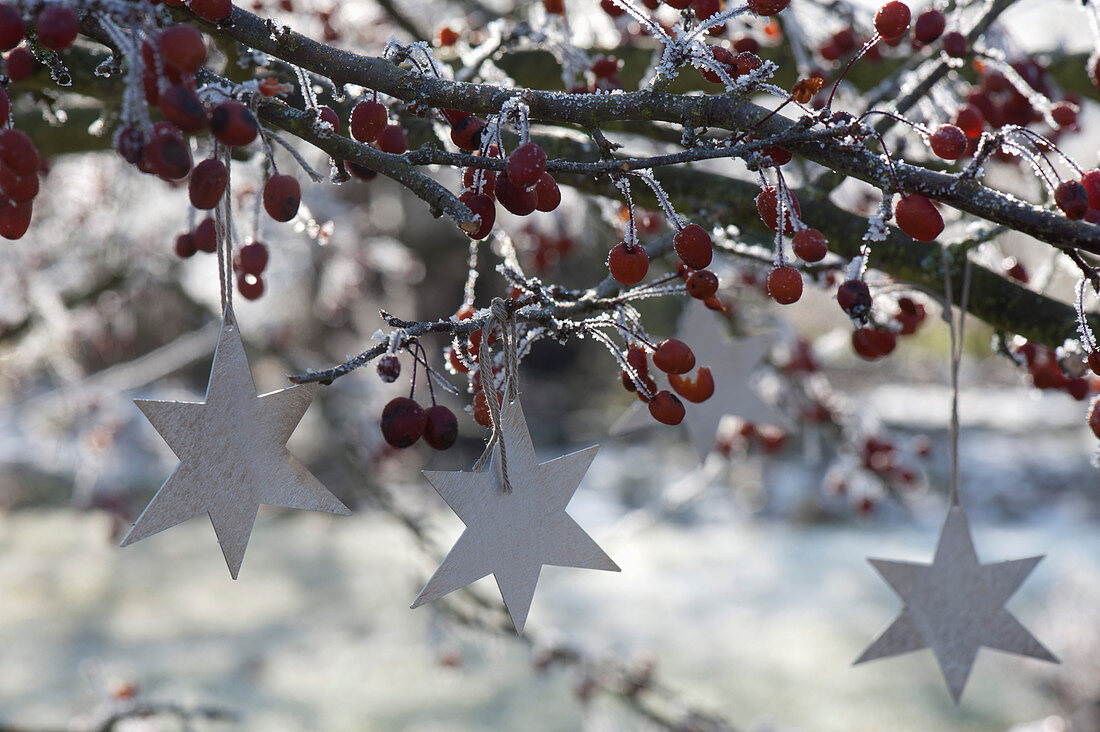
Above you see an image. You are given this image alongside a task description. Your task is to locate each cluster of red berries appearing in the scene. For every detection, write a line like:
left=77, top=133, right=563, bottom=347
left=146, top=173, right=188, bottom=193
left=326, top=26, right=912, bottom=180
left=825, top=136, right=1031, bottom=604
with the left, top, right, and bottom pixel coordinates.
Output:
left=1014, top=341, right=1100, bottom=402
left=380, top=396, right=458, bottom=450
left=716, top=419, right=787, bottom=457
left=825, top=434, right=932, bottom=516
left=836, top=279, right=926, bottom=361
left=377, top=349, right=459, bottom=450
left=754, top=185, right=834, bottom=307
left=341, top=98, right=408, bottom=180
left=453, top=139, right=560, bottom=241
left=0, top=2, right=85, bottom=240
left=521, top=226, right=576, bottom=274
left=619, top=339, right=714, bottom=426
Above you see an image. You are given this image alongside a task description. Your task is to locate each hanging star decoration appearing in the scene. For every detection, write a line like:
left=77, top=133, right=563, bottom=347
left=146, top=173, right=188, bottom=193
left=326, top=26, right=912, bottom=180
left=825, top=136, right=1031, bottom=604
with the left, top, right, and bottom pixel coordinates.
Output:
left=611, top=302, right=787, bottom=458
left=412, top=398, right=619, bottom=632
left=123, top=311, right=351, bottom=578
left=855, top=504, right=1058, bottom=701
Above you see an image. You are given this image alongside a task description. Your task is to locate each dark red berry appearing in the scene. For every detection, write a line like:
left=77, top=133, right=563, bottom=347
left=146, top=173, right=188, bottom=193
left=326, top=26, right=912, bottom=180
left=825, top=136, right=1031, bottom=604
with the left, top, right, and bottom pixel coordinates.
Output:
left=852, top=327, right=896, bottom=360
left=376, top=354, right=401, bottom=382
left=0, top=129, right=37, bottom=176
left=209, top=101, right=258, bottom=147
left=174, top=232, right=197, bottom=258
left=792, top=228, right=828, bottom=262
left=954, top=105, right=984, bottom=138
left=686, top=269, right=719, bottom=300
left=0, top=199, right=31, bottom=239
left=746, top=0, right=789, bottom=16
left=913, top=8, right=945, bottom=44
left=874, top=2, right=910, bottom=40
left=424, top=405, right=459, bottom=450
left=1055, top=180, right=1089, bottom=220
left=494, top=173, right=538, bottom=216
left=144, top=132, right=192, bottom=180
left=4, top=46, right=33, bottom=80
left=350, top=100, right=387, bottom=143
left=929, top=124, right=967, bottom=160
left=375, top=124, right=407, bottom=154
left=767, top=265, right=803, bottom=304
left=1051, top=102, right=1078, bottom=129
left=115, top=126, right=145, bottom=164
left=193, top=217, right=216, bottom=252
left=0, top=4, right=23, bottom=52
left=674, top=223, right=713, bottom=269
left=895, top=194, right=944, bottom=241
left=35, top=5, right=79, bottom=51
left=380, top=397, right=427, bottom=448
left=648, top=390, right=685, bottom=425
left=450, top=116, right=485, bottom=150
left=237, top=241, right=268, bottom=275
left=159, top=24, right=206, bottom=74
left=263, top=174, right=300, bottom=222
left=534, top=172, right=561, bottom=212
left=837, top=279, right=872, bottom=320
left=505, top=142, right=547, bottom=187
left=668, top=366, right=715, bottom=403
left=237, top=272, right=264, bottom=300
left=188, top=158, right=228, bottom=210
left=756, top=186, right=800, bottom=234
left=607, top=242, right=649, bottom=285
left=159, top=84, right=207, bottom=133
left=942, top=31, right=967, bottom=58
left=317, top=105, right=339, bottom=134
left=189, top=0, right=233, bottom=23
left=0, top=166, right=37, bottom=202
left=459, top=190, right=495, bottom=239
left=653, top=338, right=696, bottom=374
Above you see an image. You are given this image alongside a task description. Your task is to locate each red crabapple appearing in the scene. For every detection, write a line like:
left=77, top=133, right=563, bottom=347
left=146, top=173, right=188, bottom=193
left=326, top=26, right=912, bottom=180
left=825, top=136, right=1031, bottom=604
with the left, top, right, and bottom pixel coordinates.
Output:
left=766, top=265, right=803, bottom=304
left=380, top=397, right=427, bottom=448
left=874, top=2, right=910, bottom=40
left=607, top=242, right=649, bottom=285
left=263, top=174, right=301, bottom=222
left=895, top=194, right=944, bottom=241
left=674, top=223, right=713, bottom=269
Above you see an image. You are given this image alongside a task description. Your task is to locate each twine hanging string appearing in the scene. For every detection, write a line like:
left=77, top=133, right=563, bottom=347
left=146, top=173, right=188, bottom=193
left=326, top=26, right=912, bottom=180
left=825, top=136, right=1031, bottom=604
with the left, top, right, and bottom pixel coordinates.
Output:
left=213, top=144, right=235, bottom=324
left=472, top=298, right=520, bottom=492
left=942, top=249, right=973, bottom=508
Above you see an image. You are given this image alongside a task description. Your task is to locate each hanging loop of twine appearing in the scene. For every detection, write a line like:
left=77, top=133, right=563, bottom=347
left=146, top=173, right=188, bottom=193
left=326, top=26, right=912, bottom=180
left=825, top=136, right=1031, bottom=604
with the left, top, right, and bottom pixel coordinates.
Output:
left=213, top=143, right=235, bottom=325
left=472, top=298, right=520, bottom=492
left=942, top=249, right=972, bottom=508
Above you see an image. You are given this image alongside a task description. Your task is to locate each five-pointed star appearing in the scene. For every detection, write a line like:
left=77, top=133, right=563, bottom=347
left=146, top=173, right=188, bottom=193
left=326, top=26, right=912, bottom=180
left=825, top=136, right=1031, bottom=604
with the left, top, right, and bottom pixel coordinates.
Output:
left=122, top=314, right=350, bottom=578
left=611, top=303, right=786, bottom=457
left=412, top=398, right=619, bottom=632
left=855, top=505, right=1057, bottom=702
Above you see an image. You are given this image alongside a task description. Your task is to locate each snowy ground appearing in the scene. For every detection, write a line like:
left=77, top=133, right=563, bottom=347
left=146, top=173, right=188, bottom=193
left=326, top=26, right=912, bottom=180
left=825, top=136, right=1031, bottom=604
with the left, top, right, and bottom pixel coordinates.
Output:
left=2, top=450, right=1099, bottom=731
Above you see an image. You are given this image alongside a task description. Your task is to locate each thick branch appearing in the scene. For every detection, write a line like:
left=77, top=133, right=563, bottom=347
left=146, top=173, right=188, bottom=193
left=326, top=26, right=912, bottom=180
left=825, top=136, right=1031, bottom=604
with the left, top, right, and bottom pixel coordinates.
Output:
left=195, top=4, right=1100, bottom=255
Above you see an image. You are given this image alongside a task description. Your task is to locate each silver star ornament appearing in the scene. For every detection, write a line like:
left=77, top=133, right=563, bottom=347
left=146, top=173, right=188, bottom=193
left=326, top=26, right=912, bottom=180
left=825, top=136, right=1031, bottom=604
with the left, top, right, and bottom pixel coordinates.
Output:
left=855, top=505, right=1058, bottom=702
left=412, top=398, right=619, bottom=632
left=122, top=314, right=351, bottom=578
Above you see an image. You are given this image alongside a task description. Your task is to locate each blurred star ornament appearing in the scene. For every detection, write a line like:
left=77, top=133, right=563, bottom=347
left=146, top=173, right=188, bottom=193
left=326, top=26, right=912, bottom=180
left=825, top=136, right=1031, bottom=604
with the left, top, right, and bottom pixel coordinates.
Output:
left=855, top=504, right=1057, bottom=701
left=612, top=303, right=786, bottom=457
left=122, top=311, right=351, bottom=578
left=412, top=398, right=619, bottom=632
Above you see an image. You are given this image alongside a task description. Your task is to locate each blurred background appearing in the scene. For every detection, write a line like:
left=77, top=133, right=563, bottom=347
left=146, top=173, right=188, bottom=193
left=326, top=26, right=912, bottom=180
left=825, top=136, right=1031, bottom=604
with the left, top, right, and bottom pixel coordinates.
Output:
left=3, top=0, right=1100, bottom=730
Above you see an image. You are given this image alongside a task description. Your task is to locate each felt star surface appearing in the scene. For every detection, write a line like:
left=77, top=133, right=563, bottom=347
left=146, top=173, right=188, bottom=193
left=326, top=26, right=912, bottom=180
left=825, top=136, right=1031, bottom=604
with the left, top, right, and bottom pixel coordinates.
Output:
left=855, top=505, right=1057, bottom=701
left=611, top=303, right=785, bottom=457
left=412, top=398, right=618, bottom=632
left=123, top=314, right=350, bottom=578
